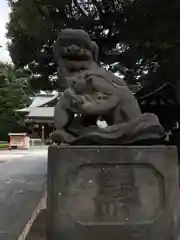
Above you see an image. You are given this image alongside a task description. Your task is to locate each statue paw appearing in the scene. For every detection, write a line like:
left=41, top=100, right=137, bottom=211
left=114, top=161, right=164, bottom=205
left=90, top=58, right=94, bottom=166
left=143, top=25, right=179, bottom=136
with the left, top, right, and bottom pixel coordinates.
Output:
left=50, top=130, right=76, bottom=144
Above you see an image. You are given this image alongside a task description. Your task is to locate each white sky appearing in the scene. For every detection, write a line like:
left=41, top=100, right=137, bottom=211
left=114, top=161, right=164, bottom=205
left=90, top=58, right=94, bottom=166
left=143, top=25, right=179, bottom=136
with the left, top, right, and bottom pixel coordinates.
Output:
left=0, top=0, right=11, bottom=63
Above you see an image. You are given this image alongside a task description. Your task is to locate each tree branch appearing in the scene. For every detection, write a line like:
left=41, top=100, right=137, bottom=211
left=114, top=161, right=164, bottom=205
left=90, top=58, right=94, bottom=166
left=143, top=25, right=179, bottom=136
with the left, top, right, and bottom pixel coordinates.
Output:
left=32, top=0, right=49, bottom=19
left=91, top=0, right=103, bottom=15
left=73, top=0, right=88, bottom=16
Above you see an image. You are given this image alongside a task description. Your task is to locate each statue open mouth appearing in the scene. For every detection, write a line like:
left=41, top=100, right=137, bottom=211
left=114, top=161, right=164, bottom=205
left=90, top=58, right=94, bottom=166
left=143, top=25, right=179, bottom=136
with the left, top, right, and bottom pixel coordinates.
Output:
left=61, top=48, right=92, bottom=61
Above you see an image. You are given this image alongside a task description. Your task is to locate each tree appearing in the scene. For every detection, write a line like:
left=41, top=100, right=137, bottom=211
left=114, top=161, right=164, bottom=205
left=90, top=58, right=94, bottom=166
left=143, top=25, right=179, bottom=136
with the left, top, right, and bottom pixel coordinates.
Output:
left=0, top=62, right=32, bottom=140
left=7, top=0, right=180, bottom=98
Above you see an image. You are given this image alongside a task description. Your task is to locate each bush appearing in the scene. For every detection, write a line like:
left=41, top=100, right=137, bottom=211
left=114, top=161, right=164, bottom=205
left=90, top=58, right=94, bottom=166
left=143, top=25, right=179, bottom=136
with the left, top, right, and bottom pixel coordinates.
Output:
left=0, top=143, right=8, bottom=149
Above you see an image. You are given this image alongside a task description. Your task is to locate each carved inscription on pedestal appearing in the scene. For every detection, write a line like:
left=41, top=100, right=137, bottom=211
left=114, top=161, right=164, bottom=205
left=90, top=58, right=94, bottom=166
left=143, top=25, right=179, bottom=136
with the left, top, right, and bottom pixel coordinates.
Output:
left=68, top=164, right=163, bottom=225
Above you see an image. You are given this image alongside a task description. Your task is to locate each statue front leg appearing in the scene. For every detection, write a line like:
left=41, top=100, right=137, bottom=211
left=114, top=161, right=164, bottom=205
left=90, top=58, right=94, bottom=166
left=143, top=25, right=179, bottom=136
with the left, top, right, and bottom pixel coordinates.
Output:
left=50, top=97, right=75, bottom=144
left=50, top=129, right=75, bottom=144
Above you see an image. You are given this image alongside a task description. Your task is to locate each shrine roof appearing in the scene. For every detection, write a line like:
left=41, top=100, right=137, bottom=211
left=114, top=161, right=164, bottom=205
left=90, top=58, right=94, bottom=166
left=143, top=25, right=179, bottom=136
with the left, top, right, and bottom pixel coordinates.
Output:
left=16, top=93, right=60, bottom=113
left=27, top=107, right=54, bottom=118
left=30, top=94, right=55, bottom=107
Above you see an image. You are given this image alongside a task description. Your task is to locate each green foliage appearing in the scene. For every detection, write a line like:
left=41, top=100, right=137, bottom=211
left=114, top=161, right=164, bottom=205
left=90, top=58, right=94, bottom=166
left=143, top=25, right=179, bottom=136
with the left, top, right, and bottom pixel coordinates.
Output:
left=0, top=62, right=32, bottom=140
left=0, top=143, right=8, bottom=149
left=6, top=0, right=180, bottom=94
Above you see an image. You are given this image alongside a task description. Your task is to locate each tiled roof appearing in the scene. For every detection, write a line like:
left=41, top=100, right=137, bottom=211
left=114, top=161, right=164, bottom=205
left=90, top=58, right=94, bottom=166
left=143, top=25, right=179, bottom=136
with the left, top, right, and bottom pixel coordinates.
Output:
left=16, top=93, right=59, bottom=113
left=27, top=107, right=54, bottom=118
left=29, top=94, right=57, bottom=107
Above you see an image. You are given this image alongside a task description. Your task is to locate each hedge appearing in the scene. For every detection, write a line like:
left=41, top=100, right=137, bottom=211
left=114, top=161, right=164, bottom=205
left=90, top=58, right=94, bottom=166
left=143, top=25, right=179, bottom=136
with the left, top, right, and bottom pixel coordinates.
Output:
left=0, top=143, right=8, bottom=149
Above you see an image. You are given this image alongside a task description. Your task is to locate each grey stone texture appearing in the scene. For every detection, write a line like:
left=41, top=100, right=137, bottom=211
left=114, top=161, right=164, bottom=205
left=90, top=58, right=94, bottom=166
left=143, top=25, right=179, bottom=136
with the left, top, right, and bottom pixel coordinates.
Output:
left=47, top=145, right=180, bottom=240
left=51, top=28, right=164, bottom=145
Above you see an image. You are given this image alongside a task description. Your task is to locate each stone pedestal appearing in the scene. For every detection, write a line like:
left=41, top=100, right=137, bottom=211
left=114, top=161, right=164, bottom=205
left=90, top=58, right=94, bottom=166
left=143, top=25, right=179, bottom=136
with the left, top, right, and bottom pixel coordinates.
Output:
left=47, top=145, right=180, bottom=240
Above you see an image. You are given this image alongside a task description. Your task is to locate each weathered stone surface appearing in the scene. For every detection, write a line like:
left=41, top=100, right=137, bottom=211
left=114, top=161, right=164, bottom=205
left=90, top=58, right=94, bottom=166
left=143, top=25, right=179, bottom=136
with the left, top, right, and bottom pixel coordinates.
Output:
left=26, top=209, right=47, bottom=240
left=51, top=28, right=164, bottom=145
left=47, top=145, right=180, bottom=240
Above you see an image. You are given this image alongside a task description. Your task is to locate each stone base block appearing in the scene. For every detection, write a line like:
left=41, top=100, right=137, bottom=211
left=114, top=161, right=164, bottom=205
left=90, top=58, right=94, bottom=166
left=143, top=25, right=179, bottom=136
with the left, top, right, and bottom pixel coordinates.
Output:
left=47, top=145, right=180, bottom=240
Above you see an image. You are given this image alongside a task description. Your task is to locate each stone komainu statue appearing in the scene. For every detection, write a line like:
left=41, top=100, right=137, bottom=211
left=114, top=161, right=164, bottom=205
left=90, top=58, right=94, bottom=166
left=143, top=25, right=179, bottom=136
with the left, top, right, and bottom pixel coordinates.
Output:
left=47, top=30, right=180, bottom=240
left=51, top=28, right=164, bottom=145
